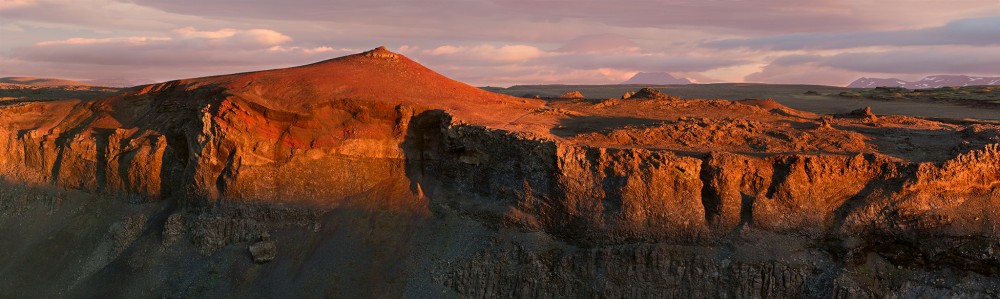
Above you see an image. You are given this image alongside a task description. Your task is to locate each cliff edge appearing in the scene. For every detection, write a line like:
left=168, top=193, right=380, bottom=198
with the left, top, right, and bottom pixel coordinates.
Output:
left=1, top=48, right=999, bottom=298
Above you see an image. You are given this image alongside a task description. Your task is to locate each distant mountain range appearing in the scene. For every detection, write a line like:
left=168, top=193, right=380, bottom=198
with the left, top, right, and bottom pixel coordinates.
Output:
left=1, top=76, right=154, bottom=88
left=0, top=77, right=90, bottom=87
left=848, top=75, right=1000, bottom=89
left=622, top=72, right=692, bottom=85
left=84, top=78, right=155, bottom=88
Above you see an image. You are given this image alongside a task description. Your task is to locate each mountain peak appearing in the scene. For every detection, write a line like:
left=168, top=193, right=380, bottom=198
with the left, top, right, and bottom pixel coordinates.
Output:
left=362, top=46, right=400, bottom=61
left=135, top=47, right=544, bottom=129
left=622, top=72, right=692, bottom=85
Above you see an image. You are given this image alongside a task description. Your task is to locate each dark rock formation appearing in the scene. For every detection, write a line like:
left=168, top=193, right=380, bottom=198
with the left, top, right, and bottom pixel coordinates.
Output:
left=249, top=233, right=276, bottom=263
left=628, top=87, right=669, bottom=100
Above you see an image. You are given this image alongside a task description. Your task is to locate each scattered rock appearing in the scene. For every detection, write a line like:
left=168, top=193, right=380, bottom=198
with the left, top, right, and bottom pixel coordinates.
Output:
left=874, top=86, right=909, bottom=93
left=621, top=91, right=635, bottom=99
left=249, top=233, right=276, bottom=264
left=738, top=98, right=785, bottom=110
left=112, top=214, right=147, bottom=255
left=560, top=91, right=584, bottom=99
left=162, top=213, right=184, bottom=245
left=818, top=116, right=834, bottom=129
left=850, top=106, right=879, bottom=123
left=629, top=87, right=667, bottom=99
left=838, top=91, right=862, bottom=98
left=363, top=46, right=400, bottom=61
left=595, top=98, right=621, bottom=108
left=832, top=106, right=880, bottom=126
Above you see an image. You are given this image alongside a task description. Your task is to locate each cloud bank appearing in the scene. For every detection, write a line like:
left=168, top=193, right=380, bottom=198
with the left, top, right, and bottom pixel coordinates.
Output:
left=1, top=0, right=999, bottom=86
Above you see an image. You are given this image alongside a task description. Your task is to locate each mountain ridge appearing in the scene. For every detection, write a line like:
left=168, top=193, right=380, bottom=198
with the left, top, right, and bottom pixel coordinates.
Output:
left=622, top=72, right=692, bottom=85
left=0, top=76, right=90, bottom=87
left=849, top=75, right=1000, bottom=88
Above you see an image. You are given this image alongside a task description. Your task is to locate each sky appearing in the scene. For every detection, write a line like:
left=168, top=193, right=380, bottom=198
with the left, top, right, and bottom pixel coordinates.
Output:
left=1, top=0, right=999, bottom=86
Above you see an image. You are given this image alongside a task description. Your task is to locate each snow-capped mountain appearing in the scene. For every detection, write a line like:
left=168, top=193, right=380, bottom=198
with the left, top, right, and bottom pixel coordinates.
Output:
left=845, top=77, right=909, bottom=88
left=622, top=72, right=692, bottom=85
left=848, top=75, right=1000, bottom=88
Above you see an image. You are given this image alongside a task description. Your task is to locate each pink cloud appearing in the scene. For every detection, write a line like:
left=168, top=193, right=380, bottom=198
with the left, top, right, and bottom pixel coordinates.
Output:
left=417, top=44, right=546, bottom=62
left=4, top=27, right=348, bottom=81
left=36, top=36, right=171, bottom=46
left=0, top=0, right=36, bottom=10
left=553, top=34, right=643, bottom=54
left=396, top=36, right=747, bottom=86
left=2, top=0, right=999, bottom=86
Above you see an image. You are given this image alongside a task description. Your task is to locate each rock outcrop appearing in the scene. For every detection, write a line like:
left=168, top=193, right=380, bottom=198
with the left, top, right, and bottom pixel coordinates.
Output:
left=628, top=87, right=670, bottom=100
left=560, top=90, right=584, bottom=99
left=249, top=233, right=276, bottom=263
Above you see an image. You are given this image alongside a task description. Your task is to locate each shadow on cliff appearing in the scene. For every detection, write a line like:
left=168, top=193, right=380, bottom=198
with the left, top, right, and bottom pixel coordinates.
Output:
left=550, top=115, right=664, bottom=138
left=0, top=176, right=436, bottom=298
left=832, top=120, right=994, bottom=163
left=401, top=109, right=449, bottom=200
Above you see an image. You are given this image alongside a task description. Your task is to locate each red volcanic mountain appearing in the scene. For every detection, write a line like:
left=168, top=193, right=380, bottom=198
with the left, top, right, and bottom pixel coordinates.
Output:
left=151, top=46, right=544, bottom=126
left=1, top=46, right=546, bottom=202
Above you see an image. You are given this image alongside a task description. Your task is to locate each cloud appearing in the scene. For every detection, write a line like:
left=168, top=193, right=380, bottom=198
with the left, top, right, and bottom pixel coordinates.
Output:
left=0, top=0, right=36, bottom=10
left=127, top=0, right=1000, bottom=35
left=2, top=24, right=743, bottom=86
left=706, top=16, right=1000, bottom=50
left=818, top=48, right=1000, bottom=74
left=416, top=44, right=546, bottom=63
left=553, top=34, right=643, bottom=54
left=11, top=27, right=327, bottom=65
left=35, top=36, right=171, bottom=46
left=3, top=0, right=999, bottom=86
left=398, top=36, right=747, bottom=86
left=0, top=0, right=223, bottom=32
left=4, top=27, right=349, bottom=81
left=747, top=47, right=1000, bottom=85
left=744, top=58, right=861, bottom=86
left=0, top=23, right=26, bottom=32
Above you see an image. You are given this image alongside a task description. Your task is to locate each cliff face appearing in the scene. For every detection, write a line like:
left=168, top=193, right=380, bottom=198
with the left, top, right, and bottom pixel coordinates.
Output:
left=2, top=48, right=1000, bottom=298
left=415, top=122, right=1000, bottom=298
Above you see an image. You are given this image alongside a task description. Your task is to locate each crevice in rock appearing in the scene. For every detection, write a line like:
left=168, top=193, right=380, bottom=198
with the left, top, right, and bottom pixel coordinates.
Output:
left=93, top=128, right=114, bottom=192
left=699, top=155, right=721, bottom=228
left=739, top=193, right=755, bottom=227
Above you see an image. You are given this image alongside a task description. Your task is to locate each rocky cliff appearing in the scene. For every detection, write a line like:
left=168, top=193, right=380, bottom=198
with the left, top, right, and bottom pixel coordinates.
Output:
left=1, top=47, right=999, bottom=298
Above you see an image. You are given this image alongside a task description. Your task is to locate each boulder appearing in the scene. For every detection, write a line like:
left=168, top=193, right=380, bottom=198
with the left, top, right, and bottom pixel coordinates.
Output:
left=849, top=106, right=878, bottom=122
left=629, top=87, right=667, bottom=99
left=249, top=233, right=277, bottom=263
left=560, top=91, right=584, bottom=99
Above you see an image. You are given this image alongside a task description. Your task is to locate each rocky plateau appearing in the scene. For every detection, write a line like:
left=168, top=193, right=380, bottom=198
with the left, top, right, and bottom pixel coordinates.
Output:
left=1, top=47, right=999, bottom=298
